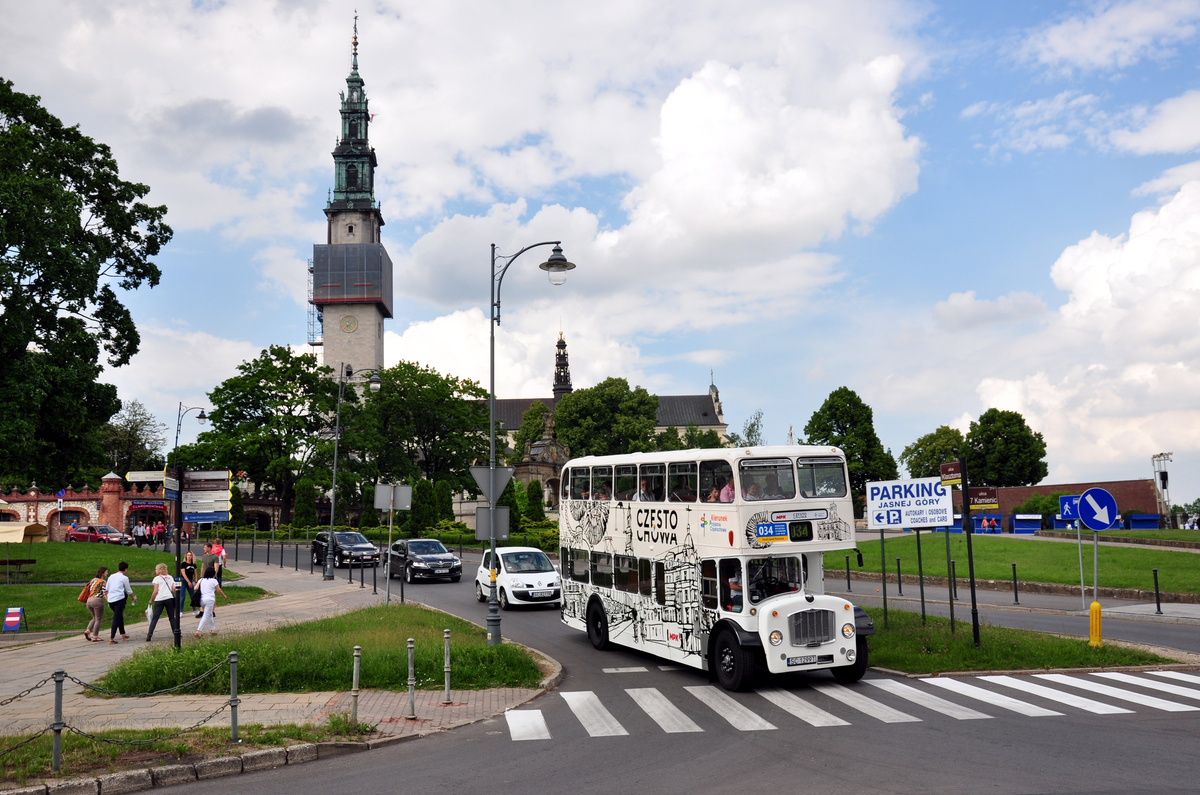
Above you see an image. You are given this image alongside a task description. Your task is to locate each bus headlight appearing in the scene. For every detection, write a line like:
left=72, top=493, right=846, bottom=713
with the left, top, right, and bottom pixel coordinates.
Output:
left=841, top=623, right=855, bottom=639
left=769, top=630, right=783, bottom=646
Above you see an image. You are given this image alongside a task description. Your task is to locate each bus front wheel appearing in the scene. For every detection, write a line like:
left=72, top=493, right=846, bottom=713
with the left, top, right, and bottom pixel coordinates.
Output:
left=587, top=601, right=609, bottom=650
left=832, top=636, right=869, bottom=684
left=714, top=629, right=754, bottom=691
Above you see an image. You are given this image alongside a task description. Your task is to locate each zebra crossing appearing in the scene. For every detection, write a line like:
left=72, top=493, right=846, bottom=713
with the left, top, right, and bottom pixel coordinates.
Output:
left=503, top=670, right=1200, bottom=741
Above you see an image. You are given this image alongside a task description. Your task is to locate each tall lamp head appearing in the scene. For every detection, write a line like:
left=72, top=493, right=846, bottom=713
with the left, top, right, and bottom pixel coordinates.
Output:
left=538, top=244, right=576, bottom=286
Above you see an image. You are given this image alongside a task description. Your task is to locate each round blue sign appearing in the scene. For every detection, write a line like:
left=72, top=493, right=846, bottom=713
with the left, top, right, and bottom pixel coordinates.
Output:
left=1078, top=487, right=1119, bottom=531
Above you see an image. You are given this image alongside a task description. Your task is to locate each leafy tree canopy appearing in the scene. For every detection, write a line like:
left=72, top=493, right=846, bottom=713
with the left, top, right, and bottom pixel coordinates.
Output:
left=0, top=80, right=171, bottom=489
left=554, top=377, right=658, bottom=457
left=803, top=386, right=898, bottom=498
left=656, top=423, right=726, bottom=451
left=899, top=425, right=964, bottom=479
left=99, top=399, right=168, bottom=478
left=728, top=409, right=765, bottom=447
left=526, top=479, right=546, bottom=522
left=964, top=408, right=1048, bottom=487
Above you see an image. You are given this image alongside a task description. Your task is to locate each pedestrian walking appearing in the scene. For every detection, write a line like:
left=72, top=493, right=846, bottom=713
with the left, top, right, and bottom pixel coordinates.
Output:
left=105, top=562, right=135, bottom=643
left=195, top=566, right=227, bottom=637
left=198, top=542, right=221, bottom=616
left=82, top=567, right=107, bottom=642
left=179, top=551, right=199, bottom=612
left=212, top=537, right=227, bottom=586
left=145, top=563, right=179, bottom=642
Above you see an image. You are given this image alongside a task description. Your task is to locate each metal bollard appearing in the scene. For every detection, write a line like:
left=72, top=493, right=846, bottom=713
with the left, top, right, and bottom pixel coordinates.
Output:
left=52, top=669, right=64, bottom=772
left=845, top=555, right=851, bottom=592
left=1153, top=568, right=1163, bottom=615
left=267, top=539, right=272, bottom=566
left=309, top=544, right=314, bottom=574
left=229, top=651, right=241, bottom=742
left=295, top=542, right=299, bottom=571
left=896, top=558, right=903, bottom=596
left=950, top=560, right=958, bottom=600
left=351, top=645, right=361, bottom=726
left=250, top=531, right=255, bottom=564
left=372, top=560, right=377, bottom=595
left=280, top=539, right=284, bottom=568
left=348, top=559, right=354, bottom=584
left=406, top=638, right=417, bottom=719
left=234, top=534, right=239, bottom=561
left=443, top=629, right=452, bottom=704
left=360, top=559, right=365, bottom=589
left=1089, top=601, right=1103, bottom=647
left=1012, top=562, right=1020, bottom=605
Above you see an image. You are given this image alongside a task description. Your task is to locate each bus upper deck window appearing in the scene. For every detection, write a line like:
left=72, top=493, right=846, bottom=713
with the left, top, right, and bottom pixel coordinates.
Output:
left=592, top=466, right=613, bottom=501
left=571, top=468, right=591, bottom=500
left=638, top=464, right=665, bottom=501
left=796, top=457, right=848, bottom=498
left=738, top=458, right=796, bottom=501
left=615, top=465, right=637, bottom=501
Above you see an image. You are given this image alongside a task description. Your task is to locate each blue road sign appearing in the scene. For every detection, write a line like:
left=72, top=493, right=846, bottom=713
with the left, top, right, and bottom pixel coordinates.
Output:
left=1060, top=495, right=1080, bottom=520
left=183, top=511, right=230, bottom=523
left=1079, top=488, right=1118, bottom=531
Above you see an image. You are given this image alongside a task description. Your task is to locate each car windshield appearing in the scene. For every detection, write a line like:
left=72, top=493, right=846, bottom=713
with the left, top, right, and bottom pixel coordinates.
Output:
left=335, top=532, right=371, bottom=545
left=98, top=527, right=119, bottom=534
left=408, top=540, right=449, bottom=555
left=500, top=550, right=554, bottom=573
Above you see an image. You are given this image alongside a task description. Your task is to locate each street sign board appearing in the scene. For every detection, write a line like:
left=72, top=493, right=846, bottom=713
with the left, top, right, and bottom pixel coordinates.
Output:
left=184, top=499, right=232, bottom=512
left=164, top=489, right=179, bottom=502
left=125, top=470, right=166, bottom=482
left=867, top=476, right=953, bottom=529
left=1079, top=487, right=1118, bottom=531
left=939, top=461, right=962, bottom=487
left=373, top=483, right=413, bottom=511
left=470, top=466, right=514, bottom=504
left=164, top=477, right=179, bottom=493
left=968, top=486, right=999, bottom=511
left=474, top=506, right=510, bottom=541
left=1059, top=495, right=1080, bottom=522
left=183, top=511, right=231, bottom=523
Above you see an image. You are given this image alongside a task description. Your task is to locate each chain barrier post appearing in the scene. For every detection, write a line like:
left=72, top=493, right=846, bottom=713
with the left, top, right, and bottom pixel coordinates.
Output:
left=51, top=669, right=65, bottom=772
left=1153, top=568, right=1163, bottom=615
left=234, top=533, right=239, bottom=562
left=250, top=530, right=255, bottom=564
left=228, top=651, right=240, bottom=743
left=351, top=645, right=361, bottom=727
left=950, top=560, right=958, bottom=600
left=372, top=560, right=377, bottom=595
left=443, top=629, right=452, bottom=705
left=406, top=638, right=417, bottom=719
left=266, top=538, right=270, bottom=566
left=280, top=538, right=284, bottom=569
left=1012, top=562, right=1020, bottom=605
left=359, top=559, right=365, bottom=589
left=294, top=540, right=299, bottom=571
left=896, top=557, right=903, bottom=596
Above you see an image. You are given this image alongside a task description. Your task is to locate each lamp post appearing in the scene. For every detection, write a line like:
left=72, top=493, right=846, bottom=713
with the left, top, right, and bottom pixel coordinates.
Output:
left=323, top=363, right=382, bottom=581
left=487, top=242, right=576, bottom=646
left=172, top=403, right=208, bottom=649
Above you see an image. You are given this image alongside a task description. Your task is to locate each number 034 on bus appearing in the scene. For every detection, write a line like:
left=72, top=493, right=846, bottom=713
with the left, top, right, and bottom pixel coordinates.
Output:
left=558, top=446, right=874, bottom=691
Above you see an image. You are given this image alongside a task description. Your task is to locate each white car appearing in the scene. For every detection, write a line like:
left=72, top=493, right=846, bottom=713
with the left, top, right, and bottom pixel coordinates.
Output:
left=474, top=546, right=561, bottom=609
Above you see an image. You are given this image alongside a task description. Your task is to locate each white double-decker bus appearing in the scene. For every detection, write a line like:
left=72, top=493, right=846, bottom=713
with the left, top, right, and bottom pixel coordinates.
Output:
left=559, top=446, right=874, bottom=691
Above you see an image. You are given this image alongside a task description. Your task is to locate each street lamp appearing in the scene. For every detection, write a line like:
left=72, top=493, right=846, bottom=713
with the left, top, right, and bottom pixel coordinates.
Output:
left=324, top=363, right=382, bottom=581
left=172, top=403, right=208, bottom=649
left=487, top=242, right=576, bottom=646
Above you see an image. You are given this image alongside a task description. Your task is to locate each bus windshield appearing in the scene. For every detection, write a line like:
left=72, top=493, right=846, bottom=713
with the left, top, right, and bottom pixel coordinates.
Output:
left=747, top=556, right=805, bottom=603
left=738, top=458, right=796, bottom=501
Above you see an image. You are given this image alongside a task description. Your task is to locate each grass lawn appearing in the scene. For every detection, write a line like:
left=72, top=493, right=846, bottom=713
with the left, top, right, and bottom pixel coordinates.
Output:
left=1, top=542, right=241, bottom=583
left=1074, top=529, right=1200, bottom=543
left=0, top=585, right=270, bottom=632
left=852, top=533, right=1200, bottom=593
left=98, top=603, right=542, bottom=695
left=864, top=606, right=1175, bottom=674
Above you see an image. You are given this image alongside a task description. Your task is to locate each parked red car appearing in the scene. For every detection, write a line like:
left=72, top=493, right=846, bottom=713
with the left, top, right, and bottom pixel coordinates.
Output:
left=66, top=524, right=134, bottom=545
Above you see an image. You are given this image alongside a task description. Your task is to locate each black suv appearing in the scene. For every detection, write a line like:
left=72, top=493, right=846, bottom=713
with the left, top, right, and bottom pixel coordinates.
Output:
left=388, top=539, right=462, bottom=583
left=311, top=531, right=380, bottom=568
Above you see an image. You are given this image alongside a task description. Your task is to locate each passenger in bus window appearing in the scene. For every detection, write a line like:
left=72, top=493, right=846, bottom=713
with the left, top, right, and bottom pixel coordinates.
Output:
left=763, top=474, right=785, bottom=500
left=636, top=478, right=653, bottom=501
left=744, top=483, right=763, bottom=501
left=719, top=475, right=735, bottom=503
left=597, top=483, right=611, bottom=500
left=704, top=486, right=720, bottom=503
left=721, top=560, right=743, bottom=612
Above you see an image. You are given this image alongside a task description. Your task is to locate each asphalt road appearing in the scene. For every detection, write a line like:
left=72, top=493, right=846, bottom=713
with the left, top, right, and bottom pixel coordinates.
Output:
left=181, top=554, right=1200, bottom=795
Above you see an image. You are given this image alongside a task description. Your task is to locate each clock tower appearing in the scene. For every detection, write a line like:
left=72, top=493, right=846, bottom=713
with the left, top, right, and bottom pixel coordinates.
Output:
left=310, top=19, right=392, bottom=375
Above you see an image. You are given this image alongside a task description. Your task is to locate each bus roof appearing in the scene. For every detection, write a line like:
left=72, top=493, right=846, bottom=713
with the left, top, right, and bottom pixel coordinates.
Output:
left=564, top=445, right=845, bottom=467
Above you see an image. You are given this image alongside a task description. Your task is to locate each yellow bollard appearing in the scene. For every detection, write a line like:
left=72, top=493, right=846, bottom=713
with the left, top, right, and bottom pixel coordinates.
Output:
left=1088, top=601, right=1102, bottom=647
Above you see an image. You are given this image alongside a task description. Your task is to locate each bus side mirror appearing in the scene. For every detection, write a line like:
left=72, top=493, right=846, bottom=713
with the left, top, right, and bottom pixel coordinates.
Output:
left=854, top=548, right=864, bottom=568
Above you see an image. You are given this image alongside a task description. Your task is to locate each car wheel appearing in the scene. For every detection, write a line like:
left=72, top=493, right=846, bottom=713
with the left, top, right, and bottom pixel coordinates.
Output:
left=404, top=565, right=414, bottom=584
left=475, top=581, right=487, bottom=603
left=68, top=538, right=76, bottom=542
left=832, top=636, right=869, bottom=684
left=586, top=600, right=609, bottom=651
left=713, top=628, right=754, bottom=691
left=499, top=589, right=510, bottom=610
left=450, top=575, right=461, bottom=583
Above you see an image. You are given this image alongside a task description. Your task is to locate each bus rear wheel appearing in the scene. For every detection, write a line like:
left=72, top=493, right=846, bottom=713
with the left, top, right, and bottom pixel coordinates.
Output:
left=832, top=636, right=869, bottom=684
left=586, top=601, right=609, bottom=650
left=714, top=629, right=754, bottom=691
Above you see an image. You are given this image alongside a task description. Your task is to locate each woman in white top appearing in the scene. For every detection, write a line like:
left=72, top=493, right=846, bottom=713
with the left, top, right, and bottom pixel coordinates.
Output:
left=195, top=566, right=227, bottom=637
left=145, top=563, right=178, bottom=642
left=105, top=561, right=135, bottom=643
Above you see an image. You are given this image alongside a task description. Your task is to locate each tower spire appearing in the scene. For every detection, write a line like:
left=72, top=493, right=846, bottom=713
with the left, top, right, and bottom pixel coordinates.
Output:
left=352, top=10, right=359, bottom=73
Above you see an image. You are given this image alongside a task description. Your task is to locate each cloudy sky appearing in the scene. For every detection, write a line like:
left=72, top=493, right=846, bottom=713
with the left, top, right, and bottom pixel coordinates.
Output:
left=4, top=0, right=1199, bottom=507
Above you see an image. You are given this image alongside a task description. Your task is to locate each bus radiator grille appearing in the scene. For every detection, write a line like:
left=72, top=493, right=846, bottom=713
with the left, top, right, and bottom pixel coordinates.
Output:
left=789, top=609, right=835, bottom=647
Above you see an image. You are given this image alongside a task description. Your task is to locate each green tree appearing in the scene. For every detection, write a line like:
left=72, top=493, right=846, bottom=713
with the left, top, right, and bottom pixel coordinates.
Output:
left=434, top=480, right=455, bottom=522
left=497, top=478, right=523, bottom=536
left=510, top=400, right=551, bottom=461
left=360, top=361, right=488, bottom=494
left=728, top=409, right=766, bottom=447
left=526, top=479, right=546, bottom=522
left=291, top=479, right=318, bottom=528
left=0, top=81, right=171, bottom=489
left=684, top=424, right=726, bottom=449
left=228, top=487, right=246, bottom=527
left=359, top=483, right=379, bottom=528
left=554, top=377, right=658, bottom=457
left=899, top=426, right=965, bottom=479
left=654, top=426, right=686, bottom=451
left=963, top=408, right=1048, bottom=487
left=199, top=346, right=343, bottom=523
left=99, top=399, right=168, bottom=478
left=803, top=387, right=898, bottom=502
left=408, top=479, right=438, bottom=536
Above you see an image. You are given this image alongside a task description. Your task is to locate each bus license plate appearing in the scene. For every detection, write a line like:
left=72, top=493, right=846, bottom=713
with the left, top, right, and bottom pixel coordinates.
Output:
left=787, top=655, right=818, bottom=666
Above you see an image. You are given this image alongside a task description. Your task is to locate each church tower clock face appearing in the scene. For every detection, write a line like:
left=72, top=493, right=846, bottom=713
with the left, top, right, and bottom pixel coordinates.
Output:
left=340, top=316, right=359, bottom=333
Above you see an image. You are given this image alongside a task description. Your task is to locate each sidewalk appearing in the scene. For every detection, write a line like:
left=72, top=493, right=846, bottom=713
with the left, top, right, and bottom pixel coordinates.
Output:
left=0, top=560, right=545, bottom=739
